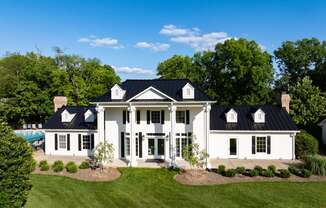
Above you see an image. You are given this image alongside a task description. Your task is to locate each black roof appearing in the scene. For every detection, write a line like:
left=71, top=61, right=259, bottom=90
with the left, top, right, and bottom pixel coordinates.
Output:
left=210, top=105, right=298, bottom=131
left=43, top=106, right=97, bottom=130
left=91, top=79, right=211, bottom=102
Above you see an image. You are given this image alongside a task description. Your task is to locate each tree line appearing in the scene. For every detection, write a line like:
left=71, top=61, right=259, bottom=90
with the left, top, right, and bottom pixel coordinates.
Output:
left=0, top=38, right=326, bottom=132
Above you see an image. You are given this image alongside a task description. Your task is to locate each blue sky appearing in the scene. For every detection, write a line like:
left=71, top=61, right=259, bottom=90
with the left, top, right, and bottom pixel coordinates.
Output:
left=0, top=0, right=325, bottom=80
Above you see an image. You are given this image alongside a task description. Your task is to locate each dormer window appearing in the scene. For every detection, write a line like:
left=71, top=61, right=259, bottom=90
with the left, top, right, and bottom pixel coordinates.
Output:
left=61, top=109, right=76, bottom=122
left=225, top=108, right=237, bottom=123
left=84, top=109, right=95, bottom=123
left=111, top=84, right=126, bottom=100
left=182, top=83, right=194, bottom=99
left=253, top=108, right=265, bottom=123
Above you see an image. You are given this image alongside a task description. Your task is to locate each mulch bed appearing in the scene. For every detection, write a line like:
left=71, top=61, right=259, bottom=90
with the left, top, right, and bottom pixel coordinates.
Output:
left=175, top=170, right=326, bottom=185
left=33, top=167, right=121, bottom=182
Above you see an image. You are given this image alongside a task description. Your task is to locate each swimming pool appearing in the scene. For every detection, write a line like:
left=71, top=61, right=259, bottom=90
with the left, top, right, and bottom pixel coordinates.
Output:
left=15, top=130, right=45, bottom=143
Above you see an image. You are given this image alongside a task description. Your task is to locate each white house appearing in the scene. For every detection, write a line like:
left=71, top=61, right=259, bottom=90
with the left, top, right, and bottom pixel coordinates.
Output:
left=43, top=79, right=299, bottom=167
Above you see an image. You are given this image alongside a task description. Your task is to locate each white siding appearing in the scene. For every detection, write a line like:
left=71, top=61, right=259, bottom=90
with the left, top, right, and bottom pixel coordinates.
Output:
left=209, top=132, right=294, bottom=159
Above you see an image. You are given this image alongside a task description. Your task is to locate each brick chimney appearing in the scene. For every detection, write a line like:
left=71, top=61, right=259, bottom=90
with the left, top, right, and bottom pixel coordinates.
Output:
left=281, top=92, right=291, bottom=113
left=53, top=96, right=67, bottom=112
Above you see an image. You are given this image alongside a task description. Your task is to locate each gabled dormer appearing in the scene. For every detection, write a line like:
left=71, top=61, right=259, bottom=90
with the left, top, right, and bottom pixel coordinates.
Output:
left=84, top=109, right=95, bottom=122
left=111, top=84, right=126, bottom=100
left=182, top=83, right=194, bottom=99
left=253, top=108, right=265, bottom=123
left=61, top=109, right=76, bottom=122
left=225, top=108, right=237, bottom=123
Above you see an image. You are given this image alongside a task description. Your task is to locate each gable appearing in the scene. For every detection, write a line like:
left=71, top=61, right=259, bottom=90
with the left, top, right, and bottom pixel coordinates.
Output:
left=182, top=83, right=195, bottom=99
left=253, top=108, right=265, bottom=123
left=225, top=108, right=237, bottom=123
left=84, top=109, right=95, bottom=122
left=111, top=84, right=126, bottom=100
left=127, top=86, right=176, bottom=102
left=61, top=109, right=76, bottom=122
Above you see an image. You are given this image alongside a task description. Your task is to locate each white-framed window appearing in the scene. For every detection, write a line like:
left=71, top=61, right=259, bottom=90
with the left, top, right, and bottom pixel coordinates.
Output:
left=58, top=135, right=67, bottom=149
left=186, top=88, right=191, bottom=96
left=175, top=132, right=192, bottom=158
left=115, top=89, right=119, bottom=96
left=256, top=136, right=266, bottom=153
left=83, top=135, right=91, bottom=149
left=176, top=111, right=185, bottom=123
left=151, top=111, right=160, bottom=123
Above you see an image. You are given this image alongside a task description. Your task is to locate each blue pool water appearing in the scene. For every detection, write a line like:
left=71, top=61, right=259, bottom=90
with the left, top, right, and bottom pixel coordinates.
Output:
left=15, top=131, right=44, bottom=143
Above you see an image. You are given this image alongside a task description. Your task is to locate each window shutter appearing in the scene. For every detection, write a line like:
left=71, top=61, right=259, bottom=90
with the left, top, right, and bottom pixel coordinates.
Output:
left=136, top=110, right=140, bottom=124
left=123, top=110, right=126, bottom=124
left=91, top=134, right=95, bottom=150
left=127, top=111, right=130, bottom=123
left=252, top=136, right=256, bottom=154
left=186, top=110, right=190, bottom=124
left=78, top=134, right=81, bottom=151
left=121, top=132, right=125, bottom=158
left=67, top=134, right=70, bottom=151
left=161, top=110, right=165, bottom=124
left=139, top=132, right=142, bottom=158
left=267, top=136, right=271, bottom=154
left=54, top=134, right=58, bottom=150
left=147, top=110, right=150, bottom=124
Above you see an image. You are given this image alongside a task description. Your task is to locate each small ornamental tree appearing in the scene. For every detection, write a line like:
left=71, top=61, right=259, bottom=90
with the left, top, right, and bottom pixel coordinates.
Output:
left=182, top=138, right=209, bottom=173
left=93, top=141, right=114, bottom=170
left=0, top=120, right=33, bottom=208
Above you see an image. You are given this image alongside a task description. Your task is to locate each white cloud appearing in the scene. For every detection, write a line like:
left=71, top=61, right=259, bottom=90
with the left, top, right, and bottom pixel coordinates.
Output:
left=112, top=66, right=154, bottom=75
left=134, top=41, right=170, bottom=52
left=78, top=36, right=124, bottom=49
left=160, top=24, right=233, bottom=51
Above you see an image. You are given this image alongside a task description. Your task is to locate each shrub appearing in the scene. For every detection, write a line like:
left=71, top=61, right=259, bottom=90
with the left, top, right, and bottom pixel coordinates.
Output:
left=52, top=160, right=64, bottom=172
left=261, top=169, right=275, bottom=177
left=267, top=165, right=276, bottom=173
left=66, top=161, right=78, bottom=173
left=31, top=159, right=37, bottom=172
left=254, top=165, right=263, bottom=175
left=79, top=161, right=90, bottom=169
left=249, top=169, right=259, bottom=177
left=288, top=166, right=300, bottom=176
left=225, top=169, right=237, bottom=177
left=295, top=131, right=318, bottom=159
left=218, top=165, right=226, bottom=174
left=0, top=120, right=33, bottom=208
left=236, top=166, right=245, bottom=174
left=302, top=169, right=312, bottom=178
left=39, top=160, right=49, bottom=171
left=278, top=169, right=291, bottom=178
left=303, top=155, right=326, bottom=176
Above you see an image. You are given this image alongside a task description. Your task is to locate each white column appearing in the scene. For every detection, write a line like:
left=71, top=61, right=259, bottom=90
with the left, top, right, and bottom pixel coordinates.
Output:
left=204, top=104, right=211, bottom=169
left=128, top=106, right=137, bottom=167
left=96, top=105, right=105, bottom=143
left=169, top=105, right=177, bottom=167
left=291, top=133, right=296, bottom=160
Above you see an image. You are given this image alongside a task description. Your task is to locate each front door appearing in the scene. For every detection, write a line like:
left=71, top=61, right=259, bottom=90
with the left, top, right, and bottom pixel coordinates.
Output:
left=229, top=138, right=238, bottom=158
left=147, top=138, right=165, bottom=159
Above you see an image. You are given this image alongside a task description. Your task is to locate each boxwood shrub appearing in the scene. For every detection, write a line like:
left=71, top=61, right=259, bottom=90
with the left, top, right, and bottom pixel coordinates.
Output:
left=302, top=169, right=312, bottom=178
left=52, top=160, right=64, bottom=172
left=79, top=161, right=90, bottom=169
left=236, top=166, right=245, bottom=174
left=254, top=165, right=263, bottom=175
left=217, top=165, right=226, bottom=174
left=66, top=161, right=78, bottom=173
left=249, top=169, right=259, bottom=177
left=303, top=155, right=326, bottom=176
left=267, top=165, right=276, bottom=174
left=39, top=160, right=49, bottom=171
left=225, top=169, right=236, bottom=177
left=295, top=131, right=318, bottom=159
left=278, top=169, right=291, bottom=178
left=261, top=169, right=275, bottom=177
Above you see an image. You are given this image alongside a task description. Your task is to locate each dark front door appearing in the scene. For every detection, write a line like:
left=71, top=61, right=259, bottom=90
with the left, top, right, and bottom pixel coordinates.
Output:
left=229, top=138, right=237, bottom=156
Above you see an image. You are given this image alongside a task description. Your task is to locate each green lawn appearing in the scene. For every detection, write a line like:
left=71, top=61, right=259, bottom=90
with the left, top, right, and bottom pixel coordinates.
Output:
left=27, top=168, right=326, bottom=208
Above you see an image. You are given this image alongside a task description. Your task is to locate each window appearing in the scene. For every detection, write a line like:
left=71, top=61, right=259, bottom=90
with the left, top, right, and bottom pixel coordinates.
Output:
left=115, top=89, right=119, bottom=96
left=83, top=135, right=91, bottom=149
left=258, top=113, right=262, bottom=119
left=256, top=137, right=266, bottom=153
left=176, top=111, right=185, bottom=123
left=59, top=135, right=66, bottom=149
left=186, top=88, right=191, bottom=95
left=176, top=132, right=192, bottom=158
left=151, top=111, right=160, bottom=123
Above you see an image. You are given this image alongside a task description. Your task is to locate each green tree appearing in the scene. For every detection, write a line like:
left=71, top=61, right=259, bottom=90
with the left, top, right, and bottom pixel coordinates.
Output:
left=274, top=38, right=326, bottom=90
left=0, top=120, right=33, bottom=208
left=289, top=76, right=326, bottom=128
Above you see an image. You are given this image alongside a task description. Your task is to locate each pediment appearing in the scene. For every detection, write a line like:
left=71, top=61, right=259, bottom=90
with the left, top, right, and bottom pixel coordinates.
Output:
left=127, top=86, right=176, bottom=102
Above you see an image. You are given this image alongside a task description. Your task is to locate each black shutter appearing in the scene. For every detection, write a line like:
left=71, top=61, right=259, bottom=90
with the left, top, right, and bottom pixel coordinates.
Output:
left=78, top=134, right=82, bottom=151
left=139, top=132, right=142, bottom=158
left=121, top=132, right=125, bottom=158
left=127, top=111, right=130, bottom=123
left=267, top=136, right=271, bottom=154
left=186, top=110, right=190, bottom=124
left=91, top=134, right=95, bottom=150
left=147, top=110, right=150, bottom=124
left=252, top=136, right=256, bottom=154
left=54, top=134, right=58, bottom=150
left=67, top=134, right=70, bottom=151
left=161, top=110, right=165, bottom=124
left=123, top=110, right=126, bottom=124
left=137, top=110, right=140, bottom=124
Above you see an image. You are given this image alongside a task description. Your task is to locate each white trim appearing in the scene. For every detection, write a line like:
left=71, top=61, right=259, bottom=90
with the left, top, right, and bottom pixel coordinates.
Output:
left=126, top=86, right=177, bottom=102
left=228, top=137, right=238, bottom=158
left=210, top=130, right=300, bottom=133
left=90, top=101, right=216, bottom=105
left=43, top=129, right=98, bottom=132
